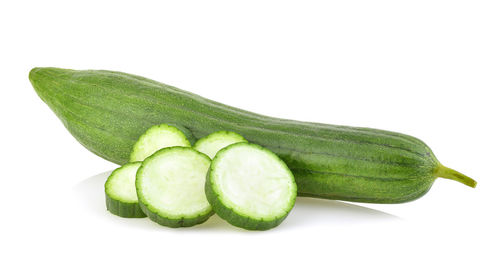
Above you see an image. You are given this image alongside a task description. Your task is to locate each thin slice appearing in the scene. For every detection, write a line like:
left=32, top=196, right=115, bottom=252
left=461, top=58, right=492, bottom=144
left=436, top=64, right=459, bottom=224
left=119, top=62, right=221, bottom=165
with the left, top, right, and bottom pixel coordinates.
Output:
left=194, top=130, right=247, bottom=159
left=136, top=147, right=213, bottom=227
left=206, top=143, right=297, bottom=230
left=129, top=124, right=191, bottom=162
left=105, top=162, right=146, bottom=218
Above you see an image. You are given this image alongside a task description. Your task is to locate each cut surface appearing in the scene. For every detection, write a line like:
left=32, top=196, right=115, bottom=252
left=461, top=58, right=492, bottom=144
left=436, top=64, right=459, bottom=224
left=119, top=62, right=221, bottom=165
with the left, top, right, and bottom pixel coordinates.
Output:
left=136, top=147, right=212, bottom=227
left=105, top=162, right=145, bottom=218
left=106, top=162, right=142, bottom=203
left=130, top=124, right=191, bottom=162
left=194, top=131, right=247, bottom=159
left=208, top=143, right=296, bottom=229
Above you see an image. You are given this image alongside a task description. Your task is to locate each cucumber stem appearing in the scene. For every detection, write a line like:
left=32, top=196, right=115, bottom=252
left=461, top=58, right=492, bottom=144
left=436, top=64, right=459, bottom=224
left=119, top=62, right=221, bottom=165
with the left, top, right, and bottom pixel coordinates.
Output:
left=435, top=164, right=477, bottom=188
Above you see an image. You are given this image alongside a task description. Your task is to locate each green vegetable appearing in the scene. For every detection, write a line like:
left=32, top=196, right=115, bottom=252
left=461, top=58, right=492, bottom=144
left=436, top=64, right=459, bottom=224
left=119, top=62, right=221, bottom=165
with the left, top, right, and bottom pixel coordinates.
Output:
left=194, top=130, right=247, bottom=158
left=29, top=67, right=477, bottom=204
left=206, top=143, right=296, bottom=230
left=136, top=147, right=213, bottom=227
left=105, top=162, right=146, bottom=218
left=129, top=124, right=190, bottom=162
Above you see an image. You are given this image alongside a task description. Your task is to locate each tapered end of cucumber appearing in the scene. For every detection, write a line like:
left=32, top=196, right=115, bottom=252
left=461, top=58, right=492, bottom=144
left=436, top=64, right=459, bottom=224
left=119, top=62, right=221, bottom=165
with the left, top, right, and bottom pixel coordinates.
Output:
left=29, top=68, right=43, bottom=93
left=29, top=67, right=62, bottom=84
left=29, top=67, right=41, bottom=81
left=29, top=67, right=71, bottom=101
left=435, top=164, right=477, bottom=188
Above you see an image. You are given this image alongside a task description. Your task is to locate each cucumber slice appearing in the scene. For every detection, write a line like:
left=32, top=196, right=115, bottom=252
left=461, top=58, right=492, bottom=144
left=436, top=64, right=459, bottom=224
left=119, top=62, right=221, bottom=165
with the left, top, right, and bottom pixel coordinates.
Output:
left=136, top=147, right=213, bottom=227
left=129, top=124, right=191, bottom=162
left=206, top=143, right=297, bottom=230
left=193, top=131, right=247, bottom=159
left=105, top=162, right=146, bottom=218
left=169, top=124, right=197, bottom=145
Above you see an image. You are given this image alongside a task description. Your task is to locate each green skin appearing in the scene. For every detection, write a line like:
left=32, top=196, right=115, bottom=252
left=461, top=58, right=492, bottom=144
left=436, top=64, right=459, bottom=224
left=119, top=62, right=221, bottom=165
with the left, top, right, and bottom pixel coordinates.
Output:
left=105, top=162, right=146, bottom=218
left=105, top=194, right=146, bottom=218
left=29, top=67, right=477, bottom=204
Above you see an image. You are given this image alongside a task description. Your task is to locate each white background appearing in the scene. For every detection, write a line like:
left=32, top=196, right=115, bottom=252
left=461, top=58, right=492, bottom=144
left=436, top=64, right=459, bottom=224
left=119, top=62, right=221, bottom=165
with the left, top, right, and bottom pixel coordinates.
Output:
left=1, top=1, right=499, bottom=267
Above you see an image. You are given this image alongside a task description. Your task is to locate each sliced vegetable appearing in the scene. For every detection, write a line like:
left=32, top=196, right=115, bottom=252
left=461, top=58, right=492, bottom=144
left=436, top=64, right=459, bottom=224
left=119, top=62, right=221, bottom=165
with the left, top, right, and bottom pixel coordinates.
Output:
left=206, top=143, right=297, bottom=230
left=129, top=124, right=191, bottom=162
left=136, top=147, right=213, bottom=227
left=105, top=162, right=146, bottom=218
left=193, top=131, right=247, bottom=158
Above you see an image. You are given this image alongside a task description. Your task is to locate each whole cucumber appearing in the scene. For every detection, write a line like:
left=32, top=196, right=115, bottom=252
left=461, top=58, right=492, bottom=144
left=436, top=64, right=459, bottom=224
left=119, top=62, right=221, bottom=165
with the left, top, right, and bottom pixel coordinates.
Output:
left=29, top=67, right=476, bottom=203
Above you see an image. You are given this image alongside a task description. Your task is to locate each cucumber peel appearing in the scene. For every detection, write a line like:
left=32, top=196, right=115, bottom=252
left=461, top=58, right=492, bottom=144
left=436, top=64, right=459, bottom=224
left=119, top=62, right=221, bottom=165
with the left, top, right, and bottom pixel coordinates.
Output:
left=194, top=130, right=247, bottom=158
left=136, top=147, right=213, bottom=227
left=129, top=124, right=191, bottom=162
left=105, top=162, right=146, bottom=218
left=30, top=67, right=477, bottom=204
left=206, top=143, right=297, bottom=230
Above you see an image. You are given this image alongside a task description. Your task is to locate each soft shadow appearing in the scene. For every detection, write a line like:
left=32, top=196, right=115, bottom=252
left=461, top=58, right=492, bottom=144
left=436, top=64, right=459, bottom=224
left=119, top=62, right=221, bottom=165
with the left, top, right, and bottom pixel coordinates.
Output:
left=72, top=170, right=156, bottom=230
left=74, top=171, right=399, bottom=231
left=283, top=197, right=400, bottom=228
left=72, top=170, right=239, bottom=231
left=73, top=170, right=112, bottom=215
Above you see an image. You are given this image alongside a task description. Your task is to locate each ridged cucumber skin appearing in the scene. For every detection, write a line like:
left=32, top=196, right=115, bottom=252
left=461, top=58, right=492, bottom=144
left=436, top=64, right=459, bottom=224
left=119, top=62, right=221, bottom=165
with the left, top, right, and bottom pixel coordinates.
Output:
left=104, top=162, right=146, bottom=218
left=137, top=202, right=214, bottom=228
left=205, top=178, right=289, bottom=231
left=136, top=147, right=214, bottom=228
left=205, top=143, right=296, bottom=231
left=105, top=194, right=146, bottom=218
left=29, top=67, right=473, bottom=204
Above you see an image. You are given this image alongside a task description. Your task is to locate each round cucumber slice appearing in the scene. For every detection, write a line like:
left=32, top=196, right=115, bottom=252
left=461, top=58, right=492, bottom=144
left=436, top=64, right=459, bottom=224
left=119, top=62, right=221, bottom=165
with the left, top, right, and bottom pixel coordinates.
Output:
left=206, top=143, right=297, bottom=230
left=136, top=147, right=213, bottom=227
left=169, top=124, right=196, bottom=145
left=129, top=124, right=191, bottom=162
left=193, top=131, right=247, bottom=159
left=105, top=162, right=146, bottom=218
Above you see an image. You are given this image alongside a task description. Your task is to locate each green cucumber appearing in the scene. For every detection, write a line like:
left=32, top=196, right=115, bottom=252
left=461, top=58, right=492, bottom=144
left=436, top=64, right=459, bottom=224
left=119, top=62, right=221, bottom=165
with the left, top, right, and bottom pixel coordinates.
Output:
left=136, top=147, right=213, bottom=227
left=30, top=67, right=477, bottom=204
left=105, top=162, right=146, bottom=218
left=206, top=143, right=297, bottom=230
left=194, top=130, right=247, bottom=158
left=129, top=124, right=191, bottom=162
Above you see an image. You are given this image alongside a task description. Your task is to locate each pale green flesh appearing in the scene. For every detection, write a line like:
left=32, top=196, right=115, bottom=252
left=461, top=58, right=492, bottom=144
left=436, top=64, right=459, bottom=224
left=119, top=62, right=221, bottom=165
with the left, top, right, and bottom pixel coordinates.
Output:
left=194, top=131, right=247, bottom=159
left=105, top=162, right=141, bottom=203
left=130, top=124, right=191, bottom=162
left=138, top=148, right=211, bottom=218
left=212, top=144, right=296, bottom=220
